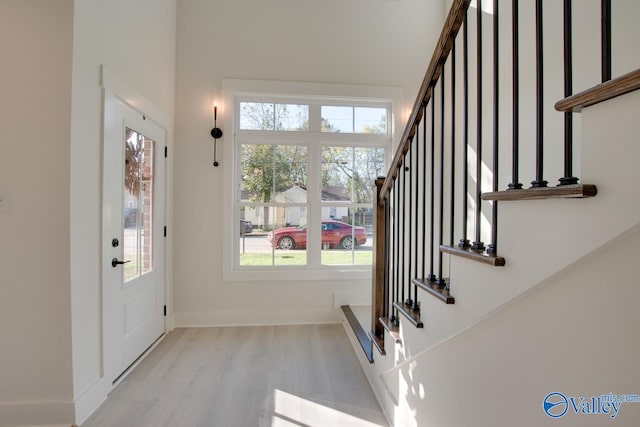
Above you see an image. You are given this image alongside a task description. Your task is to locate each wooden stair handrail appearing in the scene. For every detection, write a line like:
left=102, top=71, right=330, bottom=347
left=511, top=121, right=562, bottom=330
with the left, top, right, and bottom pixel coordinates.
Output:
left=555, top=68, right=640, bottom=112
left=379, top=0, right=471, bottom=203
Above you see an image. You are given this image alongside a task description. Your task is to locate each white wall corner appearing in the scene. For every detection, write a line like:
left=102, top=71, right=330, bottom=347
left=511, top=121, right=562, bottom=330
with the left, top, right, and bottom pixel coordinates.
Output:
left=166, top=313, right=176, bottom=332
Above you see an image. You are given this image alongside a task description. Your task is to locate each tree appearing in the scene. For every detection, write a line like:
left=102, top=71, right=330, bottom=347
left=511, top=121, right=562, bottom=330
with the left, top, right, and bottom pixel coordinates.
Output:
left=361, top=114, right=387, bottom=135
left=241, top=144, right=307, bottom=203
left=321, top=147, right=385, bottom=204
left=321, top=117, right=339, bottom=133
left=241, top=144, right=306, bottom=230
left=240, top=102, right=308, bottom=131
left=125, top=129, right=145, bottom=197
left=239, top=102, right=308, bottom=202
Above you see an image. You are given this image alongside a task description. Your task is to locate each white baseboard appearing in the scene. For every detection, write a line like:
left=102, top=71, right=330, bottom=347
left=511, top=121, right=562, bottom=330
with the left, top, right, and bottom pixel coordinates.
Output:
left=174, top=308, right=341, bottom=327
left=0, top=400, right=75, bottom=427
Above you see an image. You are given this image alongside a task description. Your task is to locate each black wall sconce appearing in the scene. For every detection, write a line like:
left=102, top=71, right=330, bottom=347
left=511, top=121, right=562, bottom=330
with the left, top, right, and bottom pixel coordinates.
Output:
left=210, top=104, right=223, bottom=167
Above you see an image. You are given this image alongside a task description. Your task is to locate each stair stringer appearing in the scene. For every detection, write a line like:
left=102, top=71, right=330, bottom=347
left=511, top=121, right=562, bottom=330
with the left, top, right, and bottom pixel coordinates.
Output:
left=378, top=221, right=640, bottom=427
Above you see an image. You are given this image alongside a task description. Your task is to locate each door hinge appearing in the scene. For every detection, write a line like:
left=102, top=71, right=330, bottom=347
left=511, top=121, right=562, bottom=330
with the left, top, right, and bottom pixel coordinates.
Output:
left=164, top=226, right=167, bottom=237
left=163, top=305, right=167, bottom=316
left=164, top=146, right=168, bottom=158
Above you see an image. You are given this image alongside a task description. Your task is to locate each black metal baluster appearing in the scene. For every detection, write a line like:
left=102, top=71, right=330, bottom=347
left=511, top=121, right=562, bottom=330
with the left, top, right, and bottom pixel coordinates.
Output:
left=383, top=197, right=390, bottom=321
left=531, top=0, right=548, bottom=188
left=601, top=0, right=611, bottom=82
left=450, top=42, right=456, bottom=247
left=413, top=123, right=420, bottom=309
left=459, top=11, right=471, bottom=249
left=487, top=0, right=500, bottom=256
left=508, top=0, right=523, bottom=190
left=393, top=178, right=399, bottom=326
left=388, top=197, right=392, bottom=321
left=559, top=0, right=579, bottom=186
left=400, top=162, right=406, bottom=306
left=406, top=143, right=413, bottom=307
left=422, top=103, right=428, bottom=279
left=472, top=0, right=486, bottom=251
left=428, top=96, right=437, bottom=281
left=437, top=74, right=446, bottom=287
left=387, top=191, right=392, bottom=323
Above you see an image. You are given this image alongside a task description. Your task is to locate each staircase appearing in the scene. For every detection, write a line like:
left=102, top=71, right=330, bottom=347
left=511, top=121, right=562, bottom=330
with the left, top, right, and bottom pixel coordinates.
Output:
left=341, top=1, right=640, bottom=426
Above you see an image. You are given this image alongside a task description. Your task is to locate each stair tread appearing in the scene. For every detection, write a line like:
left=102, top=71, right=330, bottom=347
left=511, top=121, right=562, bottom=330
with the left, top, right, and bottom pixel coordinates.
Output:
left=555, top=68, right=640, bottom=112
left=411, top=278, right=455, bottom=304
left=379, top=317, right=402, bottom=343
left=440, top=245, right=506, bottom=266
left=393, top=301, right=424, bottom=328
left=482, top=184, right=597, bottom=201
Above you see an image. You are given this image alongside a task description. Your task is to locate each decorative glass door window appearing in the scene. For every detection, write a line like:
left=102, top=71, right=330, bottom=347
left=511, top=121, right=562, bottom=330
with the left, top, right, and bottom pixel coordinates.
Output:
left=123, top=128, right=155, bottom=282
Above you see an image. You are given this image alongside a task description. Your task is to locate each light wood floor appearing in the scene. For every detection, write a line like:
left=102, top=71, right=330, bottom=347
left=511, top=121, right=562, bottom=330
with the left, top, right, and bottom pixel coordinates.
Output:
left=82, top=324, right=388, bottom=427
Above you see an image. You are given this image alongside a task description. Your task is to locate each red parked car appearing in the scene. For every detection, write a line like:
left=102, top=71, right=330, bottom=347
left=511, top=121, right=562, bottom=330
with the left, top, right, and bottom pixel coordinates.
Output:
left=267, top=220, right=367, bottom=250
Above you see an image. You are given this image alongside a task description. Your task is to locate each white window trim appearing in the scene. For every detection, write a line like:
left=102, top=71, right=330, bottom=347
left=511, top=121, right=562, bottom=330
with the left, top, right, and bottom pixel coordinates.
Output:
left=222, top=79, right=403, bottom=282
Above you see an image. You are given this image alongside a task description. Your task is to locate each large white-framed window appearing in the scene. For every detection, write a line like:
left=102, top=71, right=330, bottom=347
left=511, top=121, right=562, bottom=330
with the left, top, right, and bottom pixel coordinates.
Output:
left=222, top=80, right=403, bottom=281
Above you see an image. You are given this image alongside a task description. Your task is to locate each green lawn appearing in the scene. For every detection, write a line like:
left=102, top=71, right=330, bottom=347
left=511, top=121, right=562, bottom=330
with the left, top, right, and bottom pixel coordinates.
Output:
left=239, top=252, right=306, bottom=266
left=240, top=250, right=372, bottom=266
left=322, top=250, right=372, bottom=265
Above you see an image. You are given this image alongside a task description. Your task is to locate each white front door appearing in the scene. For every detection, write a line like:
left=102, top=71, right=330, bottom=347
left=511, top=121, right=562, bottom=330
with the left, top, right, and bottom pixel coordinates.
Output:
left=102, top=92, right=166, bottom=384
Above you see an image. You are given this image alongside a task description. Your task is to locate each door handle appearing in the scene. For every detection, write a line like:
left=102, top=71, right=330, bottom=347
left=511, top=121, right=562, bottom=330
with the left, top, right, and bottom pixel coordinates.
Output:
left=112, top=258, right=131, bottom=268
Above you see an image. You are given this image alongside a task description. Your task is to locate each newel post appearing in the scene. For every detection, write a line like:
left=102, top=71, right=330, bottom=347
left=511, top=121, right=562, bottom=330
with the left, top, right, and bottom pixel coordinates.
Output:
left=371, top=177, right=388, bottom=346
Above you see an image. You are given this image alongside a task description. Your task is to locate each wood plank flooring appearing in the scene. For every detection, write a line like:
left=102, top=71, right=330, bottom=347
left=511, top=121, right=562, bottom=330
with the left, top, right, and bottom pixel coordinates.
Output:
left=82, top=324, right=387, bottom=427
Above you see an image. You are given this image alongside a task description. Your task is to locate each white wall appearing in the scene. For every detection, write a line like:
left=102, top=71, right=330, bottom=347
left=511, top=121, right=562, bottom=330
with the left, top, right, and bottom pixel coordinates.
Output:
left=69, top=0, right=177, bottom=423
left=0, top=1, right=75, bottom=426
left=173, top=0, right=445, bottom=326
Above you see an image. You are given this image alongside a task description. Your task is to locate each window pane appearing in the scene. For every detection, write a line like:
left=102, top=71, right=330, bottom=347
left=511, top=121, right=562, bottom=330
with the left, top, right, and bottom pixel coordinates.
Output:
left=321, top=147, right=385, bottom=204
left=321, top=106, right=353, bottom=133
left=354, top=107, right=387, bottom=134
left=240, top=102, right=275, bottom=130
left=123, top=128, right=154, bottom=282
left=321, top=147, right=353, bottom=202
left=275, top=104, right=309, bottom=131
left=320, top=208, right=372, bottom=266
left=240, top=102, right=309, bottom=131
left=240, top=206, right=307, bottom=266
left=241, top=144, right=307, bottom=203
left=140, top=138, right=154, bottom=276
left=353, top=147, right=386, bottom=203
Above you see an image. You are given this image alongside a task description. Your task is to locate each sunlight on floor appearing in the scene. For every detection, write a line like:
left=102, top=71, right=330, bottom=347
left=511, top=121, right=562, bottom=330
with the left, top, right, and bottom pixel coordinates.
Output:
left=272, top=389, right=385, bottom=427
